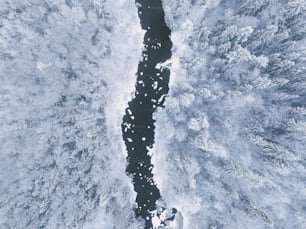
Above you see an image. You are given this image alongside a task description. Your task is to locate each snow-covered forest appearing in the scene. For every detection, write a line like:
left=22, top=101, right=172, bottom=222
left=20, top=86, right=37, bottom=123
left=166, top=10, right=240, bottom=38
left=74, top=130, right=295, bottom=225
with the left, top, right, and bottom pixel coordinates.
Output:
left=0, top=0, right=144, bottom=228
left=1, top=0, right=306, bottom=228
left=153, top=0, right=306, bottom=228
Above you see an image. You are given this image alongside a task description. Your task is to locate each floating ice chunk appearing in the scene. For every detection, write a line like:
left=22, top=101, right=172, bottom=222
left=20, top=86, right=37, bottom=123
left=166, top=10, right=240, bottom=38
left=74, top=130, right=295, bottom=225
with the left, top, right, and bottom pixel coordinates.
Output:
left=152, top=81, right=158, bottom=89
left=155, top=59, right=172, bottom=70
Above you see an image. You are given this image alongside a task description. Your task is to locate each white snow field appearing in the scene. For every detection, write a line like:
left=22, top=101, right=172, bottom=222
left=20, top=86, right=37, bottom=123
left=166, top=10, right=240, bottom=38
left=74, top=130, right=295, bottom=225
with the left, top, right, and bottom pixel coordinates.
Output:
left=0, top=0, right=144, bottom=228
left=153, top=0, right=306, bottom=228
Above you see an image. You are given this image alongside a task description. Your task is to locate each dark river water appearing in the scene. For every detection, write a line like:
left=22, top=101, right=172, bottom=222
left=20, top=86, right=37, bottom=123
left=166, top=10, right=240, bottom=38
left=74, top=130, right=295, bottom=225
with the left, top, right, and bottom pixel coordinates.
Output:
left=121, top=0, right=174, bottom=228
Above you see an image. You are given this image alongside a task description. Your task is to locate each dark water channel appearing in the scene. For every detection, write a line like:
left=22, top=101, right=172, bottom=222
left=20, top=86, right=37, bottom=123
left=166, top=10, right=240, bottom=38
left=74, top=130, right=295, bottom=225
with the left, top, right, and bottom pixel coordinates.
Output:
left=121, top=0, right=175, bottom=228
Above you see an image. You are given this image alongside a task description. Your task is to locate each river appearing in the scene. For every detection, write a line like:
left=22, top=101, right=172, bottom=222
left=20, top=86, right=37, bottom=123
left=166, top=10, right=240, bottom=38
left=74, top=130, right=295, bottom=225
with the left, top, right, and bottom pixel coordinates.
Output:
left=121, top=0, right=174, bottom=228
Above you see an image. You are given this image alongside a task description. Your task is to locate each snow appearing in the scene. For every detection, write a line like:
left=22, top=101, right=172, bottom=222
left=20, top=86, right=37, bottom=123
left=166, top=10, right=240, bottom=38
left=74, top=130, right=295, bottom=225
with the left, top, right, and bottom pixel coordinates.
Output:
left=0, top=0, right=144, bottom=228
left=1, top=0, right=306, bottom=228
left=152, top=0, right=306, bottom=228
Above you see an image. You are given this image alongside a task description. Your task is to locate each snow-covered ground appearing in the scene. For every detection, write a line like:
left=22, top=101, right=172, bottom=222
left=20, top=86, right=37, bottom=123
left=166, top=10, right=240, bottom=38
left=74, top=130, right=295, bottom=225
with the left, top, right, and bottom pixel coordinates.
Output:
left=0, top=0, right=144, bottom=228
left=2, top=0, right=306, bottom=228
left=153, top=0, right=306, bottom=228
